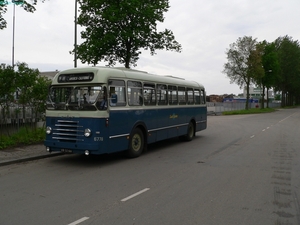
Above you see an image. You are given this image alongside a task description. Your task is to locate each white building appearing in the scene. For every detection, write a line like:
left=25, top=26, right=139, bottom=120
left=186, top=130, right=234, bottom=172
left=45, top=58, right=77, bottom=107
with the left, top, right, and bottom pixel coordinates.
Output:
left=243, top=86, right=274, bottom=100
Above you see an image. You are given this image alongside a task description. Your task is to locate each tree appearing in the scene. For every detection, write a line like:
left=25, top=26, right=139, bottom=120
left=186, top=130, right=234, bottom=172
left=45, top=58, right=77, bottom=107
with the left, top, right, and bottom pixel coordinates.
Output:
left=15, top=62, right=50, bottom=121
left=260, top=41, right=280, bottom=108
left=274, top=36, right=300, bottom=107
left=0, top=64, right=16, bottom=128
left=0, top=0, right=46, bottom=30
left=223, top=36, right=263, bottom=110
left=74, top=0, right=182, bottom=68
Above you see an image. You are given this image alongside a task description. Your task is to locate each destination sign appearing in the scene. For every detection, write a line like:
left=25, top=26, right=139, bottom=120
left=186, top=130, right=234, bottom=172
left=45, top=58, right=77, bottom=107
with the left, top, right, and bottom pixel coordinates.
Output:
left=58, top=73, right=94, bottom=83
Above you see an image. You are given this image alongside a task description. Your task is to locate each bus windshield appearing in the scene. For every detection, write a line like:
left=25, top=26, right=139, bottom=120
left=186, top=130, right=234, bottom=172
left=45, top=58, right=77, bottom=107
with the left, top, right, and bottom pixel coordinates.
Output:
left=46, top=85, right=106, bottom=111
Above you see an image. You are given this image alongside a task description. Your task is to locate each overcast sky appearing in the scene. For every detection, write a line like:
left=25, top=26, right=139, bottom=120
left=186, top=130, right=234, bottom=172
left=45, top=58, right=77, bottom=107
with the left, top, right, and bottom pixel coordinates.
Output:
left=1, top=0, right=300, bottom=95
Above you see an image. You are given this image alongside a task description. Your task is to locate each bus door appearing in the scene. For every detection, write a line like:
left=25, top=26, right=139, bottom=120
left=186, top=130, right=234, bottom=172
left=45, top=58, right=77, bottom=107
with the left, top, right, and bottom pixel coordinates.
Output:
left=107, top=80, right=129, bottom=153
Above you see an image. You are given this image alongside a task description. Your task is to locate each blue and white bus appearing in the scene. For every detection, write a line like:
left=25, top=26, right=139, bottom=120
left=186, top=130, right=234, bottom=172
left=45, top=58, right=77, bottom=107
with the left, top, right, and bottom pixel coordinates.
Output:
left=44, top=67, right=207, bottom=157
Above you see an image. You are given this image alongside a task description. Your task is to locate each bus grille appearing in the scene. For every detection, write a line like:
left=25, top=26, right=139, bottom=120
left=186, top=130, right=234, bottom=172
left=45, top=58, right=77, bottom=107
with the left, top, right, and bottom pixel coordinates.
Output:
left=52, top=120, right=84, bottom=142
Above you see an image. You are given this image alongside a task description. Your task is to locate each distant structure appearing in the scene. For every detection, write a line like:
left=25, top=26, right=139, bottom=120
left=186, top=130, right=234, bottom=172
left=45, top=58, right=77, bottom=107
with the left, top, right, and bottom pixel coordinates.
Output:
left=207, top=94, right=236, bottom=102
left=39, top=71, right=59, bottom=80
left=243, top=86, right=274, bottom=100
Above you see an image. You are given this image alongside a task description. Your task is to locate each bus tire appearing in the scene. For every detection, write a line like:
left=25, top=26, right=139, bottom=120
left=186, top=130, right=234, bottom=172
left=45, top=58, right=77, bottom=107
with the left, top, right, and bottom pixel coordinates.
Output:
left=180, top=121, right=194, bottom=141
left=127, top=128, right=144, bottom=158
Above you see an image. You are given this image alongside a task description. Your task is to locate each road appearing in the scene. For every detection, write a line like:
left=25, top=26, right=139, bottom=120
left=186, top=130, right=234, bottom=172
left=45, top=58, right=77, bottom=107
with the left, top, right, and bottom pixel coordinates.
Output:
left=1, top=108, right=300, bottom=225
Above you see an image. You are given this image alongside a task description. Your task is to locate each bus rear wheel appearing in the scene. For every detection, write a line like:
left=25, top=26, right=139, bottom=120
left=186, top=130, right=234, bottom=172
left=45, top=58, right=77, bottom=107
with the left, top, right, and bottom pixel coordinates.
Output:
left=127, top=128, right=144, bottom=158
left=180, top=121, right=194, bottom=141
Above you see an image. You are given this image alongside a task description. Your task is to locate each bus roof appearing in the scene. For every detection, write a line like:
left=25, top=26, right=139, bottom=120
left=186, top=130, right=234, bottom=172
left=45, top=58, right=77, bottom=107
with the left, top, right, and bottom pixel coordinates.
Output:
left=52, top=66, right=204, bottom=89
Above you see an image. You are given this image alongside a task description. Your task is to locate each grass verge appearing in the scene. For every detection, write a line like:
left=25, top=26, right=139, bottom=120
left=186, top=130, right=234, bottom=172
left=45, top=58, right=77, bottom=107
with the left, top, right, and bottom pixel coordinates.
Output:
left=0, top=127, right=45, bottom=150
left=222, top=107, right=277, bottom=115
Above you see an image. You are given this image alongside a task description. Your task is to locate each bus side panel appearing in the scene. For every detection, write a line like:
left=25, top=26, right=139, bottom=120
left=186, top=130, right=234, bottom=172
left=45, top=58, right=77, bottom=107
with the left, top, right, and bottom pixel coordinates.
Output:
left=176, top=107, right=188, bottom=136
left=195, top=106, right=207, bottom=132
left=108, top=110, right=129, bottom=153
left=144, top=109, right=157, bottom=144
left=155, top=108, right=169, bottom=142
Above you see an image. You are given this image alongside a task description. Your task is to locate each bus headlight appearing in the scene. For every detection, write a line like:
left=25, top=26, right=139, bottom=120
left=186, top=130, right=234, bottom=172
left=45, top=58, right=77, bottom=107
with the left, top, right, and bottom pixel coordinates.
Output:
left=46, top=126, right=52, bottom=134
left=84, top=128, right=92, bottom=137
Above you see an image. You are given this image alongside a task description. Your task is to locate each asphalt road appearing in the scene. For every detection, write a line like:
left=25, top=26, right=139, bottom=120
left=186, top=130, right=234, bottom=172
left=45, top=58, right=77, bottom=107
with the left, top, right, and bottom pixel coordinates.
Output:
left=1, top=108, right=300, bottom=225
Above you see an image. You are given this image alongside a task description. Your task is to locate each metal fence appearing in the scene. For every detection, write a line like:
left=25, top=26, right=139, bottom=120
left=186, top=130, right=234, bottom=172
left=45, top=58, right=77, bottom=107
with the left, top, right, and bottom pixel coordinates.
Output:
left=207, top=102, right=281, bottom=115
left=0, top=105, right=44, bottom=136
left=0, top=101, right=281, bottom=135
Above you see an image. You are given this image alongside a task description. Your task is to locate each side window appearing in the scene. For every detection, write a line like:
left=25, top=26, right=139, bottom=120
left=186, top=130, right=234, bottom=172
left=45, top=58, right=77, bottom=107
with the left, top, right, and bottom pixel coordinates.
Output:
left=157, top=84, right=167, bottom=105
left=194, top=89, right=200, bottom=104
left=178, top=87, right=186, bottom=105
left=187, top=88, right=194, bottom=105
left=144, top=83, right=156, bottom=106
left=108, top=80, right=126, bottom=106
left=168, top=85, right=177, bottom=105
left=200, top=89, right=206, bottom=104
left=128, top=81, right=143, bottom=106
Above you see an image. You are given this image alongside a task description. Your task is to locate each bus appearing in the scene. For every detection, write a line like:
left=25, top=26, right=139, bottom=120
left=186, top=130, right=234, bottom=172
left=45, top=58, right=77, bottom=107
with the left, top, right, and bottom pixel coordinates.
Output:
left=44, top=67, right=207, bottom=157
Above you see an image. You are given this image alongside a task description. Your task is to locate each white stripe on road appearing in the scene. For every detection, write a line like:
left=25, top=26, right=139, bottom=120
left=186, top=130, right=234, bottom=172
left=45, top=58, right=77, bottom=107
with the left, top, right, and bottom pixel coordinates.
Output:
left=68, top=217, right=89, bottom=225
left=250, top=135, right=255, bottom=138
left=121, top=188, right=150, bottom=202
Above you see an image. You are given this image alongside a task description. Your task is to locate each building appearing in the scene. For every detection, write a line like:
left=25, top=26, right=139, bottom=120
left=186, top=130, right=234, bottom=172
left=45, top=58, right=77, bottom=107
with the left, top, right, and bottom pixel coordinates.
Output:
left=39, top=71, right=59, bottom=80
left=243, top=86, right=274, bottom=100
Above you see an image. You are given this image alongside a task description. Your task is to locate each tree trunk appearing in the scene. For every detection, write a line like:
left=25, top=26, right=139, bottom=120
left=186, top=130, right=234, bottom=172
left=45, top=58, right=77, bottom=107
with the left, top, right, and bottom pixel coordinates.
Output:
left=245, top=83, right=250, bottom=110
left=266, top=87, right=269, bottom=108
left=261, top=85, right=265, bottom=109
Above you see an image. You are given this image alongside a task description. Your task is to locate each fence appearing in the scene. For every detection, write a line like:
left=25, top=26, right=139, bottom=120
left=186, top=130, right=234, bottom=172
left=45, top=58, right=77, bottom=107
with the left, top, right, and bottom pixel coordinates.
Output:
left=0, top=101, right=281, bottom=135
left=207, top=102, right=281, bottom=115
left=0, top=105, right=44, bottom=136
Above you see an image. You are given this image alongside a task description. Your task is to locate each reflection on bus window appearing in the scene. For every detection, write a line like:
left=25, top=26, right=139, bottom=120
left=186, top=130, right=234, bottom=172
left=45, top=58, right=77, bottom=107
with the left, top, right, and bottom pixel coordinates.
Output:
left=201, top=89, right=206, bottom=104
left=128, top=81, right=143, bottom=106
left=47, top=85, right=106, bottom=111
left=108, top=80, right=126, bottom=106
left=178, top=86, right=186, bottom=105
left=194, top=89, right=200, bottom=104
left=187, top=88, right=194, bottom=105
left=144, top=83, right=156, bottom=106
left=157, top=84, right=167, bottom=105
left=168, top=85, right=177, bottom=105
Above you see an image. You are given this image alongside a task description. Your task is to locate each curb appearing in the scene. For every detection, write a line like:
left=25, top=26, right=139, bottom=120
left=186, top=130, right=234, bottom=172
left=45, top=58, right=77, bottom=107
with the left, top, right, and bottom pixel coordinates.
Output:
left=0, top=152, right=65, bottom=167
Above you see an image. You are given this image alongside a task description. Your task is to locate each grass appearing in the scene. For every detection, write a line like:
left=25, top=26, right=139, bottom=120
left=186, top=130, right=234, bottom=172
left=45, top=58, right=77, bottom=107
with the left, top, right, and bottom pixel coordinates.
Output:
left=0, top=127, right=45, bottom=150
left=222, top=107, right=277, bottom=115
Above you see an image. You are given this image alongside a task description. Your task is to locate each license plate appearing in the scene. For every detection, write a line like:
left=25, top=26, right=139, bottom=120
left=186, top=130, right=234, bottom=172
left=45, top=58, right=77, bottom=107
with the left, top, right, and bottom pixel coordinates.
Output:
left=61, top=149, right=73, bottom=153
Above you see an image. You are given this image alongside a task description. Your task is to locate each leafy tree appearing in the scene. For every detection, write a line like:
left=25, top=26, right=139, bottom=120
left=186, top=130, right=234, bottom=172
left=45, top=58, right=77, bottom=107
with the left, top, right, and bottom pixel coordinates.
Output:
left=29, top=76, right=51, bottom=119
left=15, top=62, right=50, bottom=121
left=260, top=41, right=280, bottom=108
left=223, top=36, right=263, bottom=110
left=74, top=0, right=182, bottom=68
left=274, top=36, right=300, bottom=107
left=0, top=63, right=16, bottom=128
left=0, top=0, right=46, bottom=30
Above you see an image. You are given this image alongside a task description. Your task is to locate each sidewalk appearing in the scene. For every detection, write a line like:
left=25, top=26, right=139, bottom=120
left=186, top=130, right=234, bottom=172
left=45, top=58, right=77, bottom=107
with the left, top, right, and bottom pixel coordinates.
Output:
left=0, top=143, right=63, bottom=166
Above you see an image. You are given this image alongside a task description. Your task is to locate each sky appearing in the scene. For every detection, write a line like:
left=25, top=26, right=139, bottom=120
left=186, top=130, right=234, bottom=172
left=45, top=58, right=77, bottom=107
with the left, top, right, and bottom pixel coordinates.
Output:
left=0, top=0, right=300, bottom=95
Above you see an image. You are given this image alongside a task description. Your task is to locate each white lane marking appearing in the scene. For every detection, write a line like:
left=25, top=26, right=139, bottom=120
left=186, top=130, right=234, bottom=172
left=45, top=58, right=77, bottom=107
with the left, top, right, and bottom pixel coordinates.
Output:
left=250, top=135, right=255, bottom=139
left=267, top=127, right=270, bottom=129
left=279, top=112, right=297, bottom=123
left=121, top=188, right=150, bottom=202
left=68, top=217, right=89, bottom=225
left=262, top=129, right=266, bottom=132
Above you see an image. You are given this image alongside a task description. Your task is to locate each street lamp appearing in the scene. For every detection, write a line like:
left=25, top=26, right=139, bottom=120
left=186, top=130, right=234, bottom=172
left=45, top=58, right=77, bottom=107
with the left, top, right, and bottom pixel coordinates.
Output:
left=74, top=0, right=77, bottom=68
left=11, top=0, right=24, bottom=67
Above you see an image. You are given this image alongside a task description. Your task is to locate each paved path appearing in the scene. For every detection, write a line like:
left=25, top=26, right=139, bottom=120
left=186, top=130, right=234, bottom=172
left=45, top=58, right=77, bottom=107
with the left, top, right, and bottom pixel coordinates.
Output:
left=0, top=143, right=62, bottom=166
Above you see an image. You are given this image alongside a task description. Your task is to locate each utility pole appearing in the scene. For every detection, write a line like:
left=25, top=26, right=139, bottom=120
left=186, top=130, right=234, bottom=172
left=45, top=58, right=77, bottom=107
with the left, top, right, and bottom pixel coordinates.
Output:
left=74, top=0, right=77, bottom=68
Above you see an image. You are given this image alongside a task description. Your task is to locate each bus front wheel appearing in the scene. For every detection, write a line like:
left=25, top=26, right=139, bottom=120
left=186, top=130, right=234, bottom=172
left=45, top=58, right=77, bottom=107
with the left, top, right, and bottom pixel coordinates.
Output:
left=127, top=128, right=144, bottom=158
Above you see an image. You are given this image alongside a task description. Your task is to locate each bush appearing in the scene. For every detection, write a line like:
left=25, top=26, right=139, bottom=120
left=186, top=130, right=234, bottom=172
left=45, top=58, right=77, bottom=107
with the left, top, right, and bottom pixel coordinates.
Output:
left=0, top=127, right=45, bottom=150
